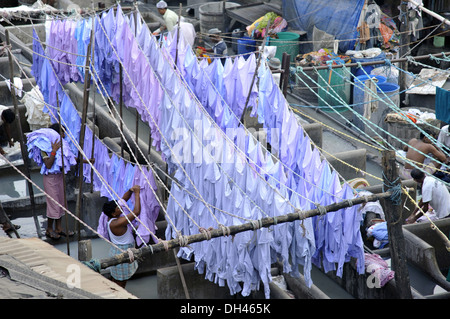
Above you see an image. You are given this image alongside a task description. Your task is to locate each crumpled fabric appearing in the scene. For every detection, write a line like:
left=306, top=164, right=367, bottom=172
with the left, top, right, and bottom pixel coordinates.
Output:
left=364, top=252, right=394, bottom=287
left=20, top=86, right=51, bottom=130
left=27, top=128, right=77, bottom=175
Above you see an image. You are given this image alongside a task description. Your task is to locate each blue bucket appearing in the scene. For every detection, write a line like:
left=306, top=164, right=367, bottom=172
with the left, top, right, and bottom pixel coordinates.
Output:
left=237, top=36, right=256, bottom=57
left=376, top=82, right=399, bottom=94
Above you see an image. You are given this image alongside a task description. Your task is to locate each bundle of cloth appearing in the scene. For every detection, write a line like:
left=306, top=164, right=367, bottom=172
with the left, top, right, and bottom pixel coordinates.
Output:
left=27, top=128, right=77, bottom=175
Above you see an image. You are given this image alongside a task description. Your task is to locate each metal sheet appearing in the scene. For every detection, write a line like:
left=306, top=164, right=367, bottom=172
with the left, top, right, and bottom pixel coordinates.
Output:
left=226, top=2, right=282, bottom=26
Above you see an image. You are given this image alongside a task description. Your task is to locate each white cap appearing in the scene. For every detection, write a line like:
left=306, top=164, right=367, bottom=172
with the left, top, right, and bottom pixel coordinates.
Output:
left=208, top=28, right=221, bottom=35
left=156, top=1, right=167, bottom=9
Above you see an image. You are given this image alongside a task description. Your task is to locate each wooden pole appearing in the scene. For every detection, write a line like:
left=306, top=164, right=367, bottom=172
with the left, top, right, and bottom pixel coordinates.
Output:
left=56, top=91, right=70, bottom=256
left=399, top=1, right=410, bottom=107
left=173, top=248, right=190, bottom=299
left=239, top=26, right=269, bottom=124
left=281, top=52, right=290, bottom=96
left=90, top=10, right=96, bottom=193
left=134, top=4, right=139, bottom=163
left=5, top=30, right=42, bottom=238
left=408, top=0, right=450, bottom=28
left=381, top=150, right=412, bottom=299
left=99, top=191, right=393, bottom=269
left=174, top=3, right=182, bottom=68
left=119, top=66, right=124, bottom=158
left=75, top=27, right=94, bottom=242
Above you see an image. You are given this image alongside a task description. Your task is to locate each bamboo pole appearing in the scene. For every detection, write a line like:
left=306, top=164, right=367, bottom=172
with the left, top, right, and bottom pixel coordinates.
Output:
left=174, top=3, right=182, bottom=68
left=119, top=66, right=124, bottom=158
left=5, top=30, right=42, bottom=239
left=281, top=52, right=290, bottom=96
left=134, top=5, right=139, bottom=162
left=75, top=27, right=94, bottom=243
left=381, top=150, right=412, bottom=298
left=399, top=1, right=410, bottom=107
left=90, top=8, right=96, bottom=193
left=56, top=91, right=70, bottom=256
left=239, top=26, right=269, bottom=124
left=99, top=191, right=392, bottom=269
left=407, top=0, right=450, bottom=28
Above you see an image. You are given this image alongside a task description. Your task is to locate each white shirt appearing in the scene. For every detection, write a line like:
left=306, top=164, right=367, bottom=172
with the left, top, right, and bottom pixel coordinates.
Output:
left=171, top=21, right=196, bottom=48
left=108, top=218, right=135, bottom=245
left=162, top=8, right=180, bottom=32
left=422, top=176, right=450, bottom=219
left=437, top=125, right=450, bottom=149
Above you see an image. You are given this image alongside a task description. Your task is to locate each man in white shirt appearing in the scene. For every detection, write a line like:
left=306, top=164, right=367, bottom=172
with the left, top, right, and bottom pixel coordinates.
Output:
left=437, top=124, right=450, bottom=153
left=406, top=168, right=450, bottom=223
left=153, top=1, right=181, bottom=35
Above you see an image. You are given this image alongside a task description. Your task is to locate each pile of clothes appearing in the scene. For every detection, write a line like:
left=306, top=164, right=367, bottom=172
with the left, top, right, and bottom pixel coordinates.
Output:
left=246, top=12, right=287, bottom=39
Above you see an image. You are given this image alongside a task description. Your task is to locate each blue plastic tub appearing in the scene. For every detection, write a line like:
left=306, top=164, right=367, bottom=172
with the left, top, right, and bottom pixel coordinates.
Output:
left=237, top=36, right=256, bottom=57
left=351, top=52, right=386, bottom=76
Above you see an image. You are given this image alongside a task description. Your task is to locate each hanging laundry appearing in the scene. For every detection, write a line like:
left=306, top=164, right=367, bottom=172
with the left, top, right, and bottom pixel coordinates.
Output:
left=435, top=87, right=450, bottom=124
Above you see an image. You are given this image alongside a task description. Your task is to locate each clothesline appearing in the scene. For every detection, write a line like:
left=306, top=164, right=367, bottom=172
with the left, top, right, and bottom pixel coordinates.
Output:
left=295, top=61, right=450, bottom=187
left=12, top=4, right=390, bottom=297
left=98, top=190, right=394, bottom=269
left=13, top=20, right=166, bottom=248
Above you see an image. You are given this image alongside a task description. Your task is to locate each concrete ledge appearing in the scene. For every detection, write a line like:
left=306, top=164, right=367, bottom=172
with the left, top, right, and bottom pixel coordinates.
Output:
left=157, top=262, right=234, bottom=299
left=326, top=148, right=366, bottom=181
left=403, top=219, right=450, bottom=291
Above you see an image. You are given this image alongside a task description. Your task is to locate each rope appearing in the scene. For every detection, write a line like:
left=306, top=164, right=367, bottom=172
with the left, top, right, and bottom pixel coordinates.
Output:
left=81, top=259, right=102, bottom=272
left=402, top=187, right=450, bottom=252
left=127, top=248, right=135, bottom=263
left=382, top=172, right=402, bottom=206
left=315, top=203, right=327, bottom=216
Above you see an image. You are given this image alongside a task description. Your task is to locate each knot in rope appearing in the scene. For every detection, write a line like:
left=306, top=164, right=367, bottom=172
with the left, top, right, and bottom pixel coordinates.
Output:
left=273, top=216, right=278, bottom=225
left=295, top=208, right=307, bottom=220
left=176, top=232, right=189, bottom=247
left=218, top=224, right=231, bottom=237
left=127, top=248, right=135, bottom=263
left=315, top=203, right=327, bottom=216
left=346, top=199, right=354, bottom=207
left=384, top=58, right=392, bottom=67
left=429, top=53, right=440, bottom=64
left=81, top=259, right=101, bottom=273
left=356, top=61, right=363, bottom=70
left=158, top=238, right=169, bottom=251
left=382, top=173, right=402, bottom=205
left=251, top=219, right=262, bottom=230
left=199, top=227, right=213, bottom=240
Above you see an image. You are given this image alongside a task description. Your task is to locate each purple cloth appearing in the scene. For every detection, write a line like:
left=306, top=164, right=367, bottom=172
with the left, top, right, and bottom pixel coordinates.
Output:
left=27, top=128, right=77, bottom=175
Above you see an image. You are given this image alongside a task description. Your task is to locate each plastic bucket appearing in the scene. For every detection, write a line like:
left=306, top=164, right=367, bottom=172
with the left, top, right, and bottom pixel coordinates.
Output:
left=353, top=82, right=399, bottom=138
left=317, top=67, right=351, bottom=112
left=237, top=36, right=256, bottom=58
left=352, top=75, right=387, bottom=131
left=270, top=32, right=300, bottom=62
left=351, top=52, right=386, bottom=76
left=434, top=36, right=445, bottom=48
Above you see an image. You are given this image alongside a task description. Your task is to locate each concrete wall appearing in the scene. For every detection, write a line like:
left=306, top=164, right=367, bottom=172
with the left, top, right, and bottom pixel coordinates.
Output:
left=326, top=149, right=366, bottom=181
